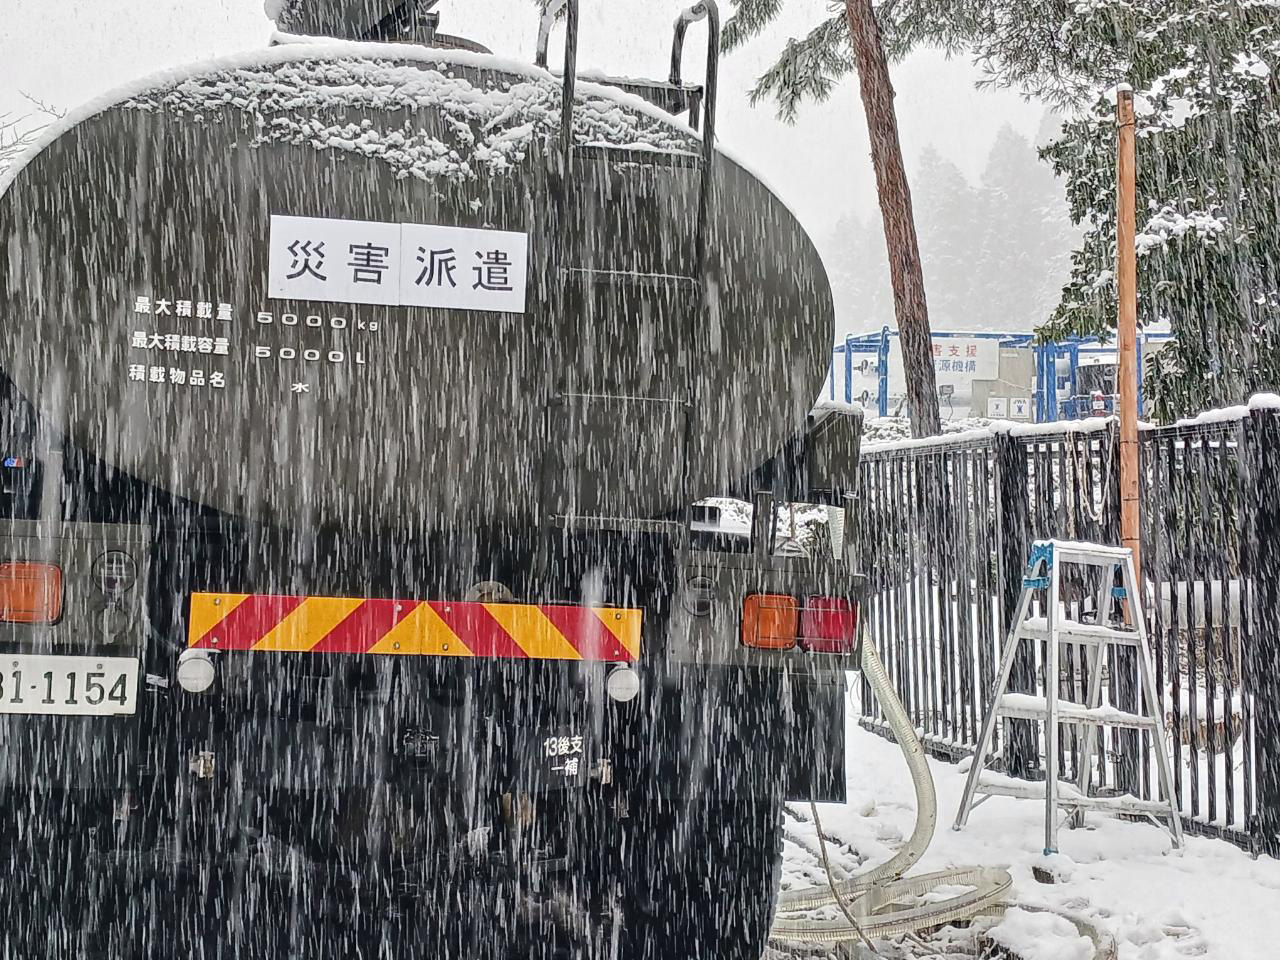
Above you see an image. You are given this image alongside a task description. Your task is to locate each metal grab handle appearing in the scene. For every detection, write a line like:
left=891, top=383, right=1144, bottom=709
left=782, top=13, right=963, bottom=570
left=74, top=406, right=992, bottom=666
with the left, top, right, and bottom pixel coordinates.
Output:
left=531, top=0, right=580, bottom=173
left=534, top=1, right=719, bottom=275
left=671, top=2, right=720, bottom=275
left=536, top=2, right=721, bottom=159
left=670, top=1, right=721, bottom=146
left=559, top=1, right=580, bottom=173
left=534, top=0, right=568, bottom=69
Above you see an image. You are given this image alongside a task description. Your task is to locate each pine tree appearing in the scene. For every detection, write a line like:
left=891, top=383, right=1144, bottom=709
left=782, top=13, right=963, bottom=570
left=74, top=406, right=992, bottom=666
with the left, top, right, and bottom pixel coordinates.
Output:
left=912, top=147, right=981, bottom=329
left=826, top=212, right=893, bottom=336
left=826, top=136, right=1072, bottom=337
left=732, top=0, right=1280, bottom=418
left=1035, top=1, right=1280, bottom=417
left=845, top=0, right=941, bottom=436
left=973, top=124, right=1075, bottom=331
left=727, top=0, right=941, bottom=436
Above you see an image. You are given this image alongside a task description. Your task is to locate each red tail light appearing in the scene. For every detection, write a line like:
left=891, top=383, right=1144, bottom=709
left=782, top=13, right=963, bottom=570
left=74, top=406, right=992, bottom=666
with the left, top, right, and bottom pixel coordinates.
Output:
left=799, top=597, right=857, bottom=653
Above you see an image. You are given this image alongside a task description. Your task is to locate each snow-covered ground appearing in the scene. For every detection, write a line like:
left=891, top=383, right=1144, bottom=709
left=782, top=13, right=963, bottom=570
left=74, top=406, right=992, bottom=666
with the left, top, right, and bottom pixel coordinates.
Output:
left=777, top=708, right=1280, bottom=959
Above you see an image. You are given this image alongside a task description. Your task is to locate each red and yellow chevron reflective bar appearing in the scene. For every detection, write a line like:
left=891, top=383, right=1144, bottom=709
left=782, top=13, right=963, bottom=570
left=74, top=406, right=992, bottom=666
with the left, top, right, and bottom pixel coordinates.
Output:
left=187, top=593, right=643, bottom=663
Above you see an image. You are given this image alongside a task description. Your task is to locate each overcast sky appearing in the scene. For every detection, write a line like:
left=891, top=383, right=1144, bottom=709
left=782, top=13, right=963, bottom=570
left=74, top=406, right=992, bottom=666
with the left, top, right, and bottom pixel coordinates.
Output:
left=1, top=0, right=1046, bottom=303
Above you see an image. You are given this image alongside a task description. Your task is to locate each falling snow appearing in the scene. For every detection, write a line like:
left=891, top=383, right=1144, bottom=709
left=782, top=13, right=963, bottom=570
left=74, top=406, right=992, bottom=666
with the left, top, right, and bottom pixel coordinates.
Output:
left=2, top=2, right=1280, bottom=959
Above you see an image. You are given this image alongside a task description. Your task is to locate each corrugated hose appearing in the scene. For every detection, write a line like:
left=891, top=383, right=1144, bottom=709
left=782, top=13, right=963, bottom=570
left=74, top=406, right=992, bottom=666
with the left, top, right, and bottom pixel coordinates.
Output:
left=769, top=514, right=1012, bottom=945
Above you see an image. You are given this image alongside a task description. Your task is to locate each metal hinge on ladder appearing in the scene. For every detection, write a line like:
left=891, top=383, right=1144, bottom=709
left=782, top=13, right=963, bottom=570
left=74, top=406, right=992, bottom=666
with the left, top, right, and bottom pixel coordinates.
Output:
left=954, top=539, right=1185, bottom=854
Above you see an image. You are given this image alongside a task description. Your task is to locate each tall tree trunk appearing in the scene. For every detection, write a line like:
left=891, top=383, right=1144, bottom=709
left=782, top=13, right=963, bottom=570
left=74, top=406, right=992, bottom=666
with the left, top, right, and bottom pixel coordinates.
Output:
left=845, top=0, right=940, bottom=437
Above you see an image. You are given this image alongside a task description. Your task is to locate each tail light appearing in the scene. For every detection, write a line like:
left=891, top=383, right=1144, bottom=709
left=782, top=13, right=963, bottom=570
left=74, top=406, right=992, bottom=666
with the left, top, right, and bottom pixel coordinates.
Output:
left=799, top=596, right=857, bottom=653
left=0, top=562, right=63, bottom=624
left=741, top=594, right=798, bottom=650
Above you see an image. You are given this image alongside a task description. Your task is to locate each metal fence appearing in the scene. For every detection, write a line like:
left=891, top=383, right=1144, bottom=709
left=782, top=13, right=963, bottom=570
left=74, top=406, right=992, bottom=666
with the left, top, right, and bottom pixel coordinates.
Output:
left=854, top=407, right=1280, bottom=855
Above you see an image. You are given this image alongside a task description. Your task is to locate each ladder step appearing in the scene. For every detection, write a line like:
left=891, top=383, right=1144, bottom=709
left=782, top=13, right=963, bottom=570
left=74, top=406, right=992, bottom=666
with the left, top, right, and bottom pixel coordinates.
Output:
left=997, top=694, right=1156, bottom=730
left=573, top=142, right=704, bottom=168
left=975, top=772, right=1172, bottom=817
left=1034, top=539, right=1133, bottom=565
left=575, top=77, right=704, bottom=119
left=1017, top=617, right=1142, bottom=647
left=564, top=267, right=700, bottom=288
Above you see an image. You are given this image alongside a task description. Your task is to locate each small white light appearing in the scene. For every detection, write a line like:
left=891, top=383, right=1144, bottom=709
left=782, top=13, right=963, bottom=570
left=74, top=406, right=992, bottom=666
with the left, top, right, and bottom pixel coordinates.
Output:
left=605, top=665, right=640, bottom=703
left=176, top=649, right=216, bottom=693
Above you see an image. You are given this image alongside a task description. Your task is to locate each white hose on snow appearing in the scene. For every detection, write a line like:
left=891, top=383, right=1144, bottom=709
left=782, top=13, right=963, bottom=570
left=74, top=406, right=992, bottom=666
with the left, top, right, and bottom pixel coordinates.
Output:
left=769, top=628, right=1011, bottom=944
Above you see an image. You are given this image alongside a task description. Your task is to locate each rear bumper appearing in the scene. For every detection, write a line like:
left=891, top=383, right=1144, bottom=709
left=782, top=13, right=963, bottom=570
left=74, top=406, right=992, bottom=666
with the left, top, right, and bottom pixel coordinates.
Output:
left=0, top=515, right=853, bottom=808
left=0, top=713, right=147, bottom=790
left=190, top=653, right=623, bottom=791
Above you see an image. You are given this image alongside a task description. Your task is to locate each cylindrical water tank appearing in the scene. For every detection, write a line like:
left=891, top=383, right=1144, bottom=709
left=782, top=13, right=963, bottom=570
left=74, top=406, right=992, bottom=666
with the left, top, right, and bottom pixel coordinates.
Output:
left=0, top=48, right=834, bottom=530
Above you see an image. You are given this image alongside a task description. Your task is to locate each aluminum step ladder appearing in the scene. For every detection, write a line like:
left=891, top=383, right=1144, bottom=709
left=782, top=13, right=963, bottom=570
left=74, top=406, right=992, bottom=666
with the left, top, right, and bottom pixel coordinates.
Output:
left=954, top=539, right=1184, bottom=854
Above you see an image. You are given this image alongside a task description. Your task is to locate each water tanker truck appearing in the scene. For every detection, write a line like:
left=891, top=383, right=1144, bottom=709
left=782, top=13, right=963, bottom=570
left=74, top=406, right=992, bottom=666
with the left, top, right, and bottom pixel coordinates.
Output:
left=0, top=2, right=865, bottom=956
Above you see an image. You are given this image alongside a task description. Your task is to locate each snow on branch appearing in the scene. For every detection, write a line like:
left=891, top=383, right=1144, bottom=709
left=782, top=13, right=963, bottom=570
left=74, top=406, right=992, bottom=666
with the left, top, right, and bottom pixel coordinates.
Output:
left=746, top=12, right=852, bottom=122
left=0, top=95, right=64, bottom=179
left=1135, top=204, right=1229, bottom=256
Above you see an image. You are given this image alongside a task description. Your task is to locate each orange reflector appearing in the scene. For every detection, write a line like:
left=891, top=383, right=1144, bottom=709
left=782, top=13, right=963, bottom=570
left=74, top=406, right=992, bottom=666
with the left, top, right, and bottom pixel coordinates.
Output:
left=741, top=594, right=798, bottom=650
left=0, top=562, right=63, bottom=624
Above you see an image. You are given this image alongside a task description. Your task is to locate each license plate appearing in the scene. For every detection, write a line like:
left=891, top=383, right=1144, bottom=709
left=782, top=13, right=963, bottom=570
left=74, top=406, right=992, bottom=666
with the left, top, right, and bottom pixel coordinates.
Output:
left=0, top=654, right=139, bottom=716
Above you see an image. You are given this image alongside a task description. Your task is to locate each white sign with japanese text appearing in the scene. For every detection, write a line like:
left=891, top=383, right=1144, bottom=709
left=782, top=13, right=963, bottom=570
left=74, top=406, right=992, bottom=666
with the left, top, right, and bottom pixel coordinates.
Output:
left=400, top=222, right=528, bottom=313
left=880, top=336, right=1002, bottom=396
left=923, top=337, right=1001, bottom=384
left=268, top=216, right=402, bottom=306
left=267, top=215, right=528, bottom=314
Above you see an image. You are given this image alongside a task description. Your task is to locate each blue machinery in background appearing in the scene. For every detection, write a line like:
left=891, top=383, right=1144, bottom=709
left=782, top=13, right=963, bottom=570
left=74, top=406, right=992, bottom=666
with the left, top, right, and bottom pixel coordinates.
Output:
left=827, top=327, right=1173, bottom=423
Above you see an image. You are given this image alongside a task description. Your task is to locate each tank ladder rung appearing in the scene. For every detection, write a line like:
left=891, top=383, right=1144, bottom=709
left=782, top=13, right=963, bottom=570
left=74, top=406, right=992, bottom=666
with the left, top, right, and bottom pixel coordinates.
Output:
left=563, top=267, right=700, bottom=289
left=571, top=143, right=704, bottom=168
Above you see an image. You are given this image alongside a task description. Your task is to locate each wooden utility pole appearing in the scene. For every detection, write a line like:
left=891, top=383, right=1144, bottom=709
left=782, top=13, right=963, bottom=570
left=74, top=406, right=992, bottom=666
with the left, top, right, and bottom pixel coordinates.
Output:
left=844, top=0, right=940, bottom=438
left=1116, top=88, right=1141, bottom=576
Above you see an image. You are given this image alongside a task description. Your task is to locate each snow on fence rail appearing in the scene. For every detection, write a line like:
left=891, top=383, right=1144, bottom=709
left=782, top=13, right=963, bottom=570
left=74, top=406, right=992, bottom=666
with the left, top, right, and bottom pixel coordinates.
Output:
left=854, top=398, right=1280, bottom=856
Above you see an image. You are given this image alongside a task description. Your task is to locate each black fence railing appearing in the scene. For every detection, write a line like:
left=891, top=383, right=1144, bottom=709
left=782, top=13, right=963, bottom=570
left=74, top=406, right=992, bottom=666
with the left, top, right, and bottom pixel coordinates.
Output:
left=855, top=405, right=1280, bottom=856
